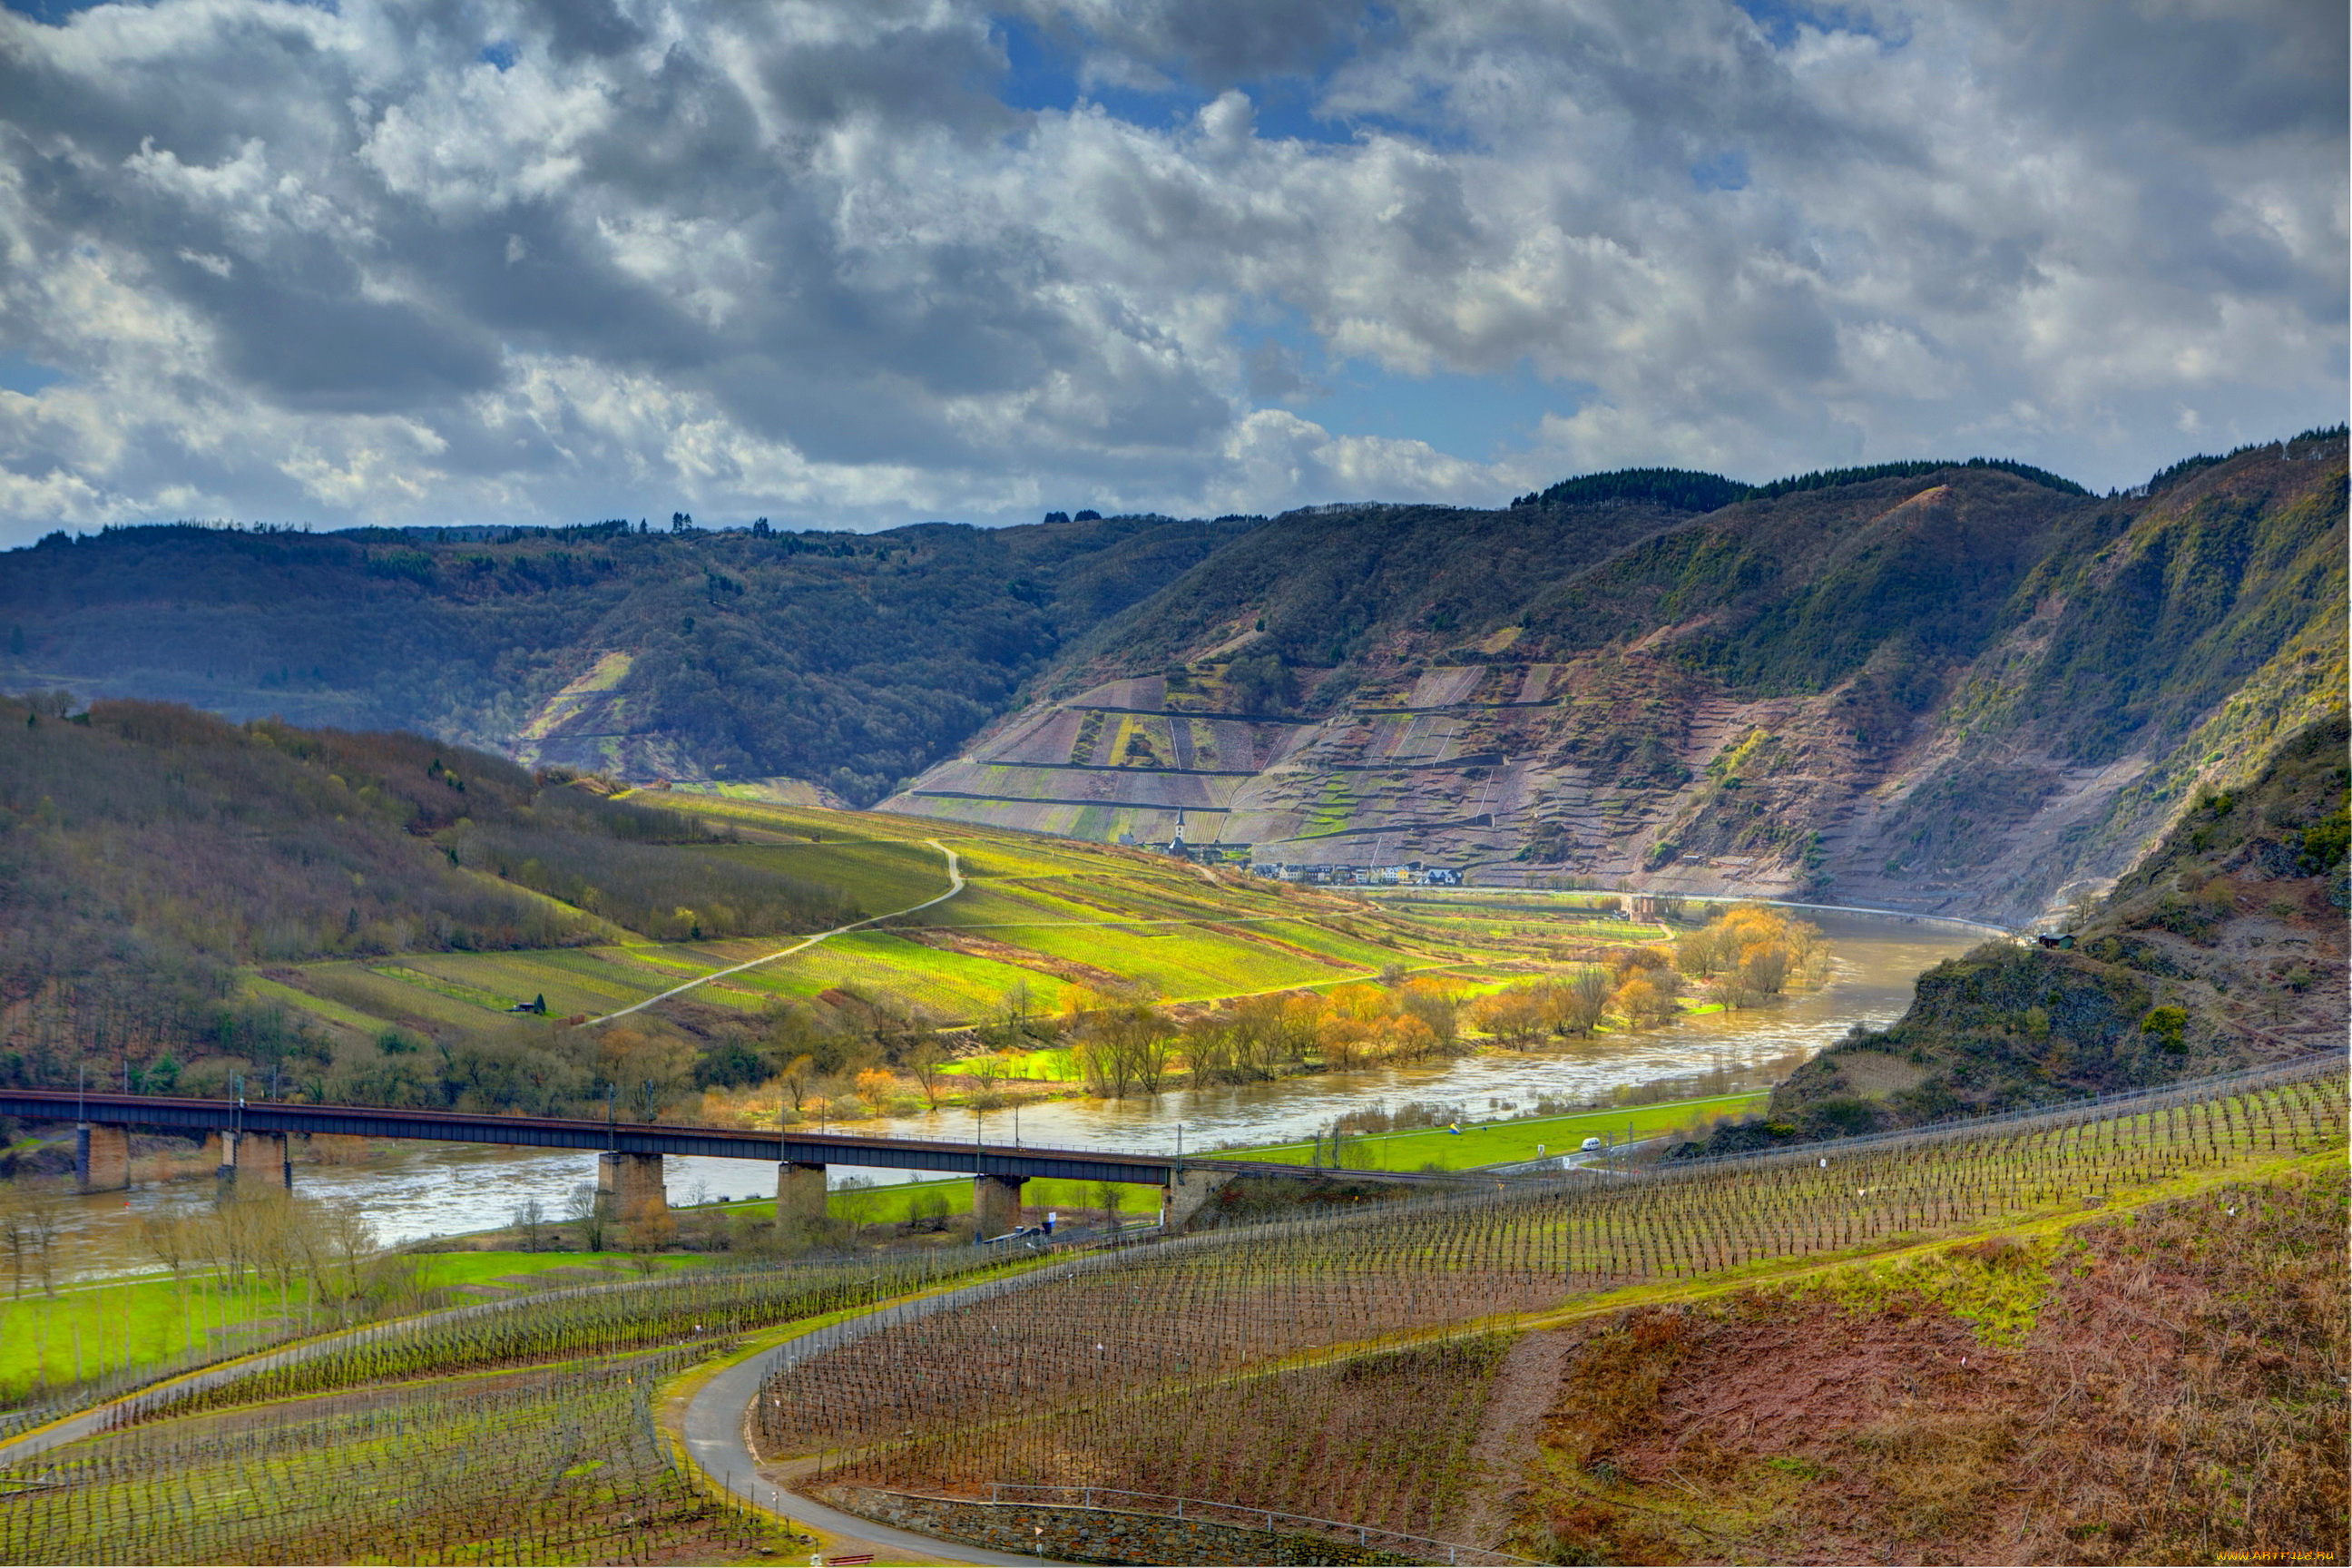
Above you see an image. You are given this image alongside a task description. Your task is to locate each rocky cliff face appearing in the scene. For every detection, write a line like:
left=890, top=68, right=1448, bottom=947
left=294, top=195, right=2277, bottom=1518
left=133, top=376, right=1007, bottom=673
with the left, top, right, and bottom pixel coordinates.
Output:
left=880, top=435, right=2347, bottom=926
left=1730, top=710, right=2347, bottom=1143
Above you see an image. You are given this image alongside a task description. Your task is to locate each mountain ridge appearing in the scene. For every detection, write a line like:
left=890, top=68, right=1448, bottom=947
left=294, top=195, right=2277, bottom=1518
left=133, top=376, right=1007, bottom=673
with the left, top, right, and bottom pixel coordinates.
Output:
left=0, top=511, right=1252, bottom=804
left=0, top=429, right=2338, bottom=928
left=883, top=430, right=2347, bottom=926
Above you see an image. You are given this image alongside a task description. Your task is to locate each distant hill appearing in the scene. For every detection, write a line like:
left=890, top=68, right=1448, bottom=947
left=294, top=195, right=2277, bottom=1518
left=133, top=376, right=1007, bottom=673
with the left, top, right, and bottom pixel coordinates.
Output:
left=0, top=513, right=1249, bottom=806
left=882, top=429, right=2346, bottom=926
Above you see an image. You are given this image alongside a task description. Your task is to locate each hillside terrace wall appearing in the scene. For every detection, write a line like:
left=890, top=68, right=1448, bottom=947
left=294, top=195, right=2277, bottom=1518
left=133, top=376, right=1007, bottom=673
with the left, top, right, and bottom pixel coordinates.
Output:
left=814, top=1485, right=1425, bottom=1566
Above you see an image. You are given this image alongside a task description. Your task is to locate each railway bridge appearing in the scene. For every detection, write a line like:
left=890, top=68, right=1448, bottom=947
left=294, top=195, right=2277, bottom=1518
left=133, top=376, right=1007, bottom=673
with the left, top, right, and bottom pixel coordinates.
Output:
left=0, top=1089, right=1438, bottom=1237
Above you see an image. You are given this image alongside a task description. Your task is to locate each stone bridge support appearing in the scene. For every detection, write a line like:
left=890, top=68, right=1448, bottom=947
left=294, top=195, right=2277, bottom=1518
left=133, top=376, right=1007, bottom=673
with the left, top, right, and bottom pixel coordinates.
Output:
left=75, top=1122, right=129, bottom=1193
left=597, top=1152, right=672, bottom=1245
left=217, top=1130, right=291, bottom=1194
left=777, top=1161, right=828, bottom=1231
left=974, top=1173, right=1027, bottom=1237
left=1160, top=1167, right=1234, bottom=1232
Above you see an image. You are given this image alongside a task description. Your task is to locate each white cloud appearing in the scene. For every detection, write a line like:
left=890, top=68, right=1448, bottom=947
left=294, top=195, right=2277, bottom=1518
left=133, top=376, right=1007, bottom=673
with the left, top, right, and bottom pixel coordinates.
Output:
left=0, top=0, right=2337, bottom=539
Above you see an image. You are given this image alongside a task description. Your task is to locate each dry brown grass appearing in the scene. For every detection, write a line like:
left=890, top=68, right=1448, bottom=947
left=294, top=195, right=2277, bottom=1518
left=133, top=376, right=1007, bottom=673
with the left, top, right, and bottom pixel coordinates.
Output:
left=2006, top=1164, right=2349, bottom=1564
left=1500, top=1163, right=2348, bottom=1566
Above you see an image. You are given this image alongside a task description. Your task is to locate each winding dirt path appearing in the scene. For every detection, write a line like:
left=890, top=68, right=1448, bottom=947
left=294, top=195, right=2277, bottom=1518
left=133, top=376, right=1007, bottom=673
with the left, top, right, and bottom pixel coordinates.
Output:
left=589, top=839, right=965, bottom=1023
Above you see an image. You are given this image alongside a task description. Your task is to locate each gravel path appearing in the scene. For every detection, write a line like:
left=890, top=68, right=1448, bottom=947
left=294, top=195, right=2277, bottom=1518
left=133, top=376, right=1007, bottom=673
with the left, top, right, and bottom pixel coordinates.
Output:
left=681, top=1261, right=1093, bottom=1566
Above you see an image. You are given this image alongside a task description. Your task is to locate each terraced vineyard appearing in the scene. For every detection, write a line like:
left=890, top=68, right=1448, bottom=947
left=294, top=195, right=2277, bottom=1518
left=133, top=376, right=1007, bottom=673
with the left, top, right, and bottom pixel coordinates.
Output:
left=0, top=1348, right=773, bottom=1565
left=878, top=441, right=2348, bottom=929
left=0, top=1248, right=1040, bottom=1563
left=756, top=1062, right=2347, bottom=1545
left=117, top=1248, right=1006, bottom=1422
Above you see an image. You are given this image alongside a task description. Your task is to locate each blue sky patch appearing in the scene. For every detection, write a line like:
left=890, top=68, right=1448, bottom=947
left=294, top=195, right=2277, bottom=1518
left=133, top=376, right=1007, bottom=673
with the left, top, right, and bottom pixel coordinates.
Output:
left=1298, top=362, right=1585, bottom=462
left=1236, top=314, right=1584, bottom=461
left=1690, top=150, right=1749, bottom=191
left=993, top=15, right=1358, bottom=145
left=1733, top=0, right=1894, bottom=48
left=0, top=356, right=66, bottom=397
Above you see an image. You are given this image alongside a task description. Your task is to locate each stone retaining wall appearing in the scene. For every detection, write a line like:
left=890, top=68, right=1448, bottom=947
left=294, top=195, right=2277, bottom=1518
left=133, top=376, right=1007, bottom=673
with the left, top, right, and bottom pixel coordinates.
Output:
left=814, top=1484, right=1428, bottom=1566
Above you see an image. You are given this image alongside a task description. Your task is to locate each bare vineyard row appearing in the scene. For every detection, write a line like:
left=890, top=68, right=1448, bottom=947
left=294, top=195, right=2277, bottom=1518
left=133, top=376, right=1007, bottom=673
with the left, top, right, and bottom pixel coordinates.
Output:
left=0, top=1348, right=778, bottom=1565
left=114, top=1243, right=1014, bottom=1426
left=923, top=1335, right=1523, bottom=1542
left=760, top=1071, right=2347, bottom=1532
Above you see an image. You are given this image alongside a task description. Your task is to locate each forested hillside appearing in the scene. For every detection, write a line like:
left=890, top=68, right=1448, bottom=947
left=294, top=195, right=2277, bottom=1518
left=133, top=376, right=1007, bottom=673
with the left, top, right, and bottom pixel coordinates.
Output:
left=0, top=513, right=1248, bottom=805
left=0, top=699, right=858, bottom=1094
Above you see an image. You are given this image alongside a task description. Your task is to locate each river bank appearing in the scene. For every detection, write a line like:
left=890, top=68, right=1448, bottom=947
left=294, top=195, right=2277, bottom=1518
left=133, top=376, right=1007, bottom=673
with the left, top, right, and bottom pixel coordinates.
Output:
left=3, top=910, right=1977, bottom=1279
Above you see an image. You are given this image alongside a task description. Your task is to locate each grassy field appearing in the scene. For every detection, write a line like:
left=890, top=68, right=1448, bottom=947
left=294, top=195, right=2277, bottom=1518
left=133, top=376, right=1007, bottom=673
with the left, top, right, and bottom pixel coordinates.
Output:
left=254, top=796, right=1604, bottom=1037
left=1210, top=1091, right=1771, bottom=1171
left=0, top=1251, right=697, bottom=1403
left=938, top=1044, right=1073, bottom=1079
left=687, top=1174, right=1164, bottom=1230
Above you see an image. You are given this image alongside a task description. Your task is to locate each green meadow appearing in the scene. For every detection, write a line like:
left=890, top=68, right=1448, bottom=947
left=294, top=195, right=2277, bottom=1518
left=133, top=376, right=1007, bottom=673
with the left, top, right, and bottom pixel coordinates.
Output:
left=1208, top=1090, right=1771, bottom=1173
left=0, top=1251, right=695, bottom=1402
left=255, top=796, right=1582, bottom=1037
left=691, top=1175, right=1164, bottom=1231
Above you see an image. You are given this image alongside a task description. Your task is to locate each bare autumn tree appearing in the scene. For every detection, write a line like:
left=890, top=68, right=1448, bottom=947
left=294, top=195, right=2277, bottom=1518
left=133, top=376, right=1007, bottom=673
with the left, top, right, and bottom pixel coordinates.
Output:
left=1471, top=986, right=1548, bottom=1044
left=1077, top=1005, right=1177, bottom=1097
left=906, top=1035, right=950, bottom=1109
left=1179, top=1015, right=1237, bottom=1085
left=1552, top=969, right=1612, bottom=1035
left=0, top=1181, right=44, bottom=1298
left=777, top=1053, right=818, bottom=1114
left=964, top=1056, right=1004, bottom=1104
left=0, top=1181, right=68, bottom=1298
left=1397, top=979, right=1465, bottom=1052
left=1093, top=1179, right=1122, bottom=1236
left=136, top=1209, right=191, bottom=1287
left=564, top=1182, right=606, bottom=1252
left=317, top=1198, right=378, bottom=1311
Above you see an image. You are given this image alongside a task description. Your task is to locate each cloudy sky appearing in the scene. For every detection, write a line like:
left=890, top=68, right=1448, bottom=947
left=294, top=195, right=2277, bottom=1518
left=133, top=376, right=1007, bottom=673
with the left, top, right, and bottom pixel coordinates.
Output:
left=0, top=0, right=2341, bottom=537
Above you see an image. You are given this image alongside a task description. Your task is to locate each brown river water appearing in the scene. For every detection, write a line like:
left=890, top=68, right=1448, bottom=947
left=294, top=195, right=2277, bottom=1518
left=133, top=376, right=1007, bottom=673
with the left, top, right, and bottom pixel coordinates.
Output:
left=31, top=908, right=1987, bottom=1279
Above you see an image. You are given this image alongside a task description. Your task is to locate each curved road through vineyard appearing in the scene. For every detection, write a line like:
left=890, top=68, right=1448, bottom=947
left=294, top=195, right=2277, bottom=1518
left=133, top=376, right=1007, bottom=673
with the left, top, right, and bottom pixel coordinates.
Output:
left=681, top=1264, right=1091, bottom=1566
left=683, top=1054, right=2347, bottom=1564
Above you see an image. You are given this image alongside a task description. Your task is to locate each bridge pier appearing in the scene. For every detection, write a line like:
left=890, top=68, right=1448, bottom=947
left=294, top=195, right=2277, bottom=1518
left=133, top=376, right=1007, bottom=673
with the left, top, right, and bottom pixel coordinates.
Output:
left=1160, top=1167, right=1234, bottom=1231
left=75, top=1122, right=130, bottom=1193
left=776, top=1161, right=828, bottom=1232
left=217, top=1131, right=291, bottom=1195
left=597, top=1152, right=673, bottom=1245
left=974, top=1173, right=1027, bottom=1237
